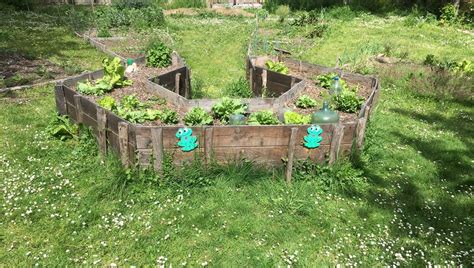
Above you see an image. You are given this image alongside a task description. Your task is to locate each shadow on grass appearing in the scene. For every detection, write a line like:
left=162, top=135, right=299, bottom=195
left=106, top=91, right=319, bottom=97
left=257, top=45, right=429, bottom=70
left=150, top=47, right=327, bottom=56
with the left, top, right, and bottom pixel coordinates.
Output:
left=351, top=101, right=473, bottom=263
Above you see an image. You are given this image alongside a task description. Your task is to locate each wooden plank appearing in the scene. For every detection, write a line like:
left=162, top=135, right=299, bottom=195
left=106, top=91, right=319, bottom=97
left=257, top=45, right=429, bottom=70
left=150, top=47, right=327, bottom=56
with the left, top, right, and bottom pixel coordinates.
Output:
left=294, top=145, right=331, bottom=163
left=273, top=80, right=306, bottom=109
left=285, top=128, right=298, bottom=183
left=118, top=122, right=130, bottom=167
left=135, top=126, right=205, bottom=150
left=151, top=128, right=164, bottom=172
left=267, top=70, right=293, bottom=86
left=328, top=123, right=345, bottom=165
left=63, top=86, right=77, bottom=105
left=65, top=102, right=77, bottom=122
left=210, top=125, right=333, bottom=148
left=97, top=108, right=107, bottom=156
left=266, top=81, right=292, bottom=97
left=106, top=110, right=126, bottom=135
left=145, top=79, right=189, bottom=111
left=73, top=95, right=83, bottom=124
left=204, top=127, right=214, bottom=163
left=54, top=84, right=67, bottom=115
left=342, top=122, right=357, bottom=144
left=107, top=131, right=120, bottom=155
left=80, top=96, right=98, bottom=119
left=82, top=113, right=98, bottom=129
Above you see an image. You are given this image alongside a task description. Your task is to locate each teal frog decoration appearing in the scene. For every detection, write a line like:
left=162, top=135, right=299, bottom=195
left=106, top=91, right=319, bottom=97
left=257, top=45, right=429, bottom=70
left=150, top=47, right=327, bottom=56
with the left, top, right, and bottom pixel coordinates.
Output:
left=303, top=125, right=323, bottom=149
left=176, top=127, right=198, bottom=152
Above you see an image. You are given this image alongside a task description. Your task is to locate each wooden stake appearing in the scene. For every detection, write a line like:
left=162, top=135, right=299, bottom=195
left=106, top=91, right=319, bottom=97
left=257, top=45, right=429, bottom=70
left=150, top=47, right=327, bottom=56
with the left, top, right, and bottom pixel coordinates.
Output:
left=285, top=127, right=298, bottom=183
left=204, top=127, right=214, bottom=164
left=151, top=128, right=164, bottom=173
left=329, top=123, right=345, bottom=165
left=118, top=122, right=130, bottom=168
left=97, top=108, right=107, bottom=157
left=185, top=68, right=191, bottom=99
left=175, top=73, right=181, bottom=95
left=54, top=84, right=67, bottom=115
left=73, top=95, right=83, bottom=124
left=356, top=106, right=371, bottom=150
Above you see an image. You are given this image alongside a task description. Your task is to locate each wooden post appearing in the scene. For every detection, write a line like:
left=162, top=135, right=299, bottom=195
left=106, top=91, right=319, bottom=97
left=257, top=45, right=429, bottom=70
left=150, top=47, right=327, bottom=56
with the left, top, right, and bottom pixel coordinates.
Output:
left=118, top=122, right=130, bottom=168
left=73, top=95, right=83, bottom=124
left=329, top=123, right=345, bottom=165
left=175, top=73, right=181, bottom=95
left=356, top=106, right=371, bottom=150
left=97, top=108, right=107, bottom=157
left=262, top=69, right=267, bottom=89
left=54, top=84, right=67, bottom=115
left=204, top=127, right=214, bottom=164
left=298, top=60, right=302, bottom=72
left=151, top=128, right=164, bottom=173
left=290, top=77, right=296, bottom=87
left=285, top=128, right=298, bottom=183
left=185, top=68, right=191, bottom=99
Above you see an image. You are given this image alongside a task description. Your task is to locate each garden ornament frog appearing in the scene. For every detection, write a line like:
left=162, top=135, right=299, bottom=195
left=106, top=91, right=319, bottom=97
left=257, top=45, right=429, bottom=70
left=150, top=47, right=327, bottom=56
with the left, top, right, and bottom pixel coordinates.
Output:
left=303, top=125, right=323, bottom=149
left=176, top=127, right=198, bottom=152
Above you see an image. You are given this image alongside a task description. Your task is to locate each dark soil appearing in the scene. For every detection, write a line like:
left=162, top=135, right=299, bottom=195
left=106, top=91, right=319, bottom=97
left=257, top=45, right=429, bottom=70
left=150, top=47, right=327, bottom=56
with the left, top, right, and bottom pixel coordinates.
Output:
left=0, top=52, right=70, bottom=88
left=75, top=65, right=188, bottom=126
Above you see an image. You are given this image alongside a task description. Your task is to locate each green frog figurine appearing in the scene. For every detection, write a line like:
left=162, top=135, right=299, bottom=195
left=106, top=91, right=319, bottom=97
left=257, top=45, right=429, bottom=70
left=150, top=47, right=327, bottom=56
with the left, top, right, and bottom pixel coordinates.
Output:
left=176, top=127, right=198, bottom=152
left=303, top=125, right=323, bottom=149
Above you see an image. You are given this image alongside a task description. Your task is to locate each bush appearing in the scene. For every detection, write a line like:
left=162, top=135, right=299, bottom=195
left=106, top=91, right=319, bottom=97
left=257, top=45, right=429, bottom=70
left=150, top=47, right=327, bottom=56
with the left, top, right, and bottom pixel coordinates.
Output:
left=275, top=5, right=290, bottom=22
left=112, top=0, right=152, bottom=9
left=224, top=77, right=252, bottom=98
left=184, top=107, right=213, bottom=126
left=146, top=40, right=172, bottom=68
left=439, top=3, right=460, bottom=26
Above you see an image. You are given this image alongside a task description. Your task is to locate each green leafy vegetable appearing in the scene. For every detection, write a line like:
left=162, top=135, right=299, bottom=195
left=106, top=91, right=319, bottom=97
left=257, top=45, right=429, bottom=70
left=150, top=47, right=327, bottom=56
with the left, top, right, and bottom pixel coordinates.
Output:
left=265, top=60, right=289, bottom=74
left=248, top=110, right=280, bottom=125
left=77, top=57, right=132, bottom=96
left=159, top=108, right=179, bottom=124
left=211, top=98, right=247, bottom=123
left=146, top=40, right=172, bottom=68
left=295, top=95, right=318, bottom=109
left=284, top=111, right=311, bottom=124
left=45, top=114, right=78, bottom=141
left=315, top=73, right=348, bottom=89
left=184, top=107, right=213, bottom=126
left=98, top=96, right=116, bottom=111
left=332, top=89, right=364, bottom=113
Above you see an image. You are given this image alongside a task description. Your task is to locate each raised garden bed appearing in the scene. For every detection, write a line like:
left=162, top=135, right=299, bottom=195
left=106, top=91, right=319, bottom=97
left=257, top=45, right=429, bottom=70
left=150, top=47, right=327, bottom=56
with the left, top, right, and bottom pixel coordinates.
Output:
left=55, top=45, right=379, bottom=181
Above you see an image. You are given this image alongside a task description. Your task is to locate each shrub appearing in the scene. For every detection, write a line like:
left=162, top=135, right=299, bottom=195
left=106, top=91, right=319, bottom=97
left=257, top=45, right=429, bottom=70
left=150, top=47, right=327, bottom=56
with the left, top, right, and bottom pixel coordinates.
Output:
left=224, top=77, right=252, bottom=98
left=284, top=111, right=311, bottom=124
left=275, top=5, right=290, bottom=22
left=166, top=0, right=206, bottom=9
left=112, top=0, right=152, bottom=9
left=146, top=40, right=172, bottom=68
left=295, top=95, right=317, bottom=109
left=265, top=60, right=289, bottom=74
left=184, top=107, right=213, bottom=126
left=439, top=3, right=459, bottom=26
left=211, top=98, right=247, bottom=123
left=248, top=110, right=280, bottom=125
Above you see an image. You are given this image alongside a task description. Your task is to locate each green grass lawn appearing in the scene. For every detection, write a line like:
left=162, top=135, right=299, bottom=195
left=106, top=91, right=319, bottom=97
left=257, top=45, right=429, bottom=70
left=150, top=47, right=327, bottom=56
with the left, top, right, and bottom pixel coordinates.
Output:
left=0, top=7, right=473, bottom=267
